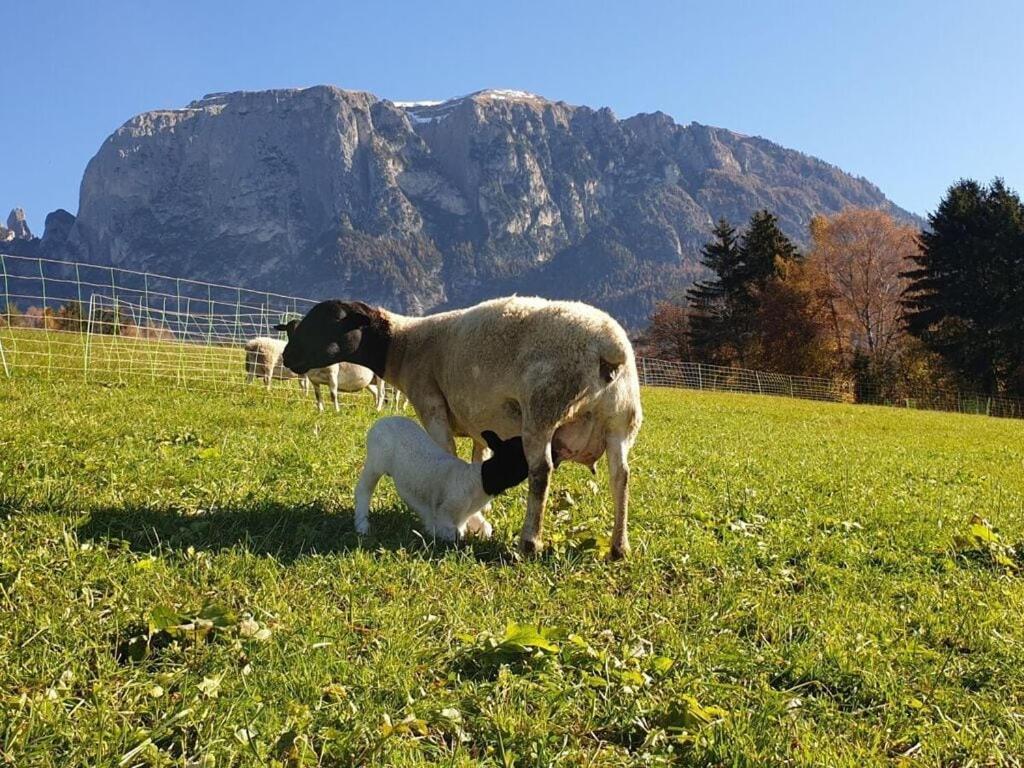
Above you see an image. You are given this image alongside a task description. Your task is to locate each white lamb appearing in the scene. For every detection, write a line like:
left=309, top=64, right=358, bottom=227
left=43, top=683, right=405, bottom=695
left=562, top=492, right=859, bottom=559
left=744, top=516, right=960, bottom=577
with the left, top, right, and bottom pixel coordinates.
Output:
left=355, top=417, right=529, bottom=540
left=280, top=295, right=642, bottom=558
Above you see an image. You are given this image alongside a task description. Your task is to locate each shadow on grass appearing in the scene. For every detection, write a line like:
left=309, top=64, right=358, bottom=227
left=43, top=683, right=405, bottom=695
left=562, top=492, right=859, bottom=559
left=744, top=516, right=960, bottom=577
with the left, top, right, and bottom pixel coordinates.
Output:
left=76, top=501, right=517, bottom=565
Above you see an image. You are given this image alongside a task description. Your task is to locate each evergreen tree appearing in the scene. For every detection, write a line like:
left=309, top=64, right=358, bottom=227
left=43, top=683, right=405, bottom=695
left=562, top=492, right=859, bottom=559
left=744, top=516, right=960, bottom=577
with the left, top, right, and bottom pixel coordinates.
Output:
left=733, top=209, right=801, bottom=303
left=730, top=210, right=801, bottom=363
left=686, top=211, right=802, bottom=365
left=686, top=218, right=740, bottom=362
left=904, top=178, right=1024, bottom=395
left=57, top=300, right=85, bottom=332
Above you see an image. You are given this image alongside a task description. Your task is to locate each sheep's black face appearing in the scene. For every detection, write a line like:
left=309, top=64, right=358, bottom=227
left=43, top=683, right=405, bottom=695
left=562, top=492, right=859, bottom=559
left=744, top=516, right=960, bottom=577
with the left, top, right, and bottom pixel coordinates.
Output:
left=279, top=300, right=372, bottom=375
left=479, top=431, right=531, bottom=496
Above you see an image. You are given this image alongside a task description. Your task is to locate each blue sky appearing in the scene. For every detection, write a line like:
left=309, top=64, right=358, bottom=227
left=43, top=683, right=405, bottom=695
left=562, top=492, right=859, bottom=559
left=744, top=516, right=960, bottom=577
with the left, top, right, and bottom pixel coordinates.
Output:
left=3, top=1, right=1022, bottom=233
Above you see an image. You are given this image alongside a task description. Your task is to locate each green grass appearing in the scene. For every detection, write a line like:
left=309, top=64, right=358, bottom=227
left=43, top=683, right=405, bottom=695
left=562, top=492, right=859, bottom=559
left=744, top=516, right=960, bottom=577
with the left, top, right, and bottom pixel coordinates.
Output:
left=2, top=373, right=1023, bottom=766
left=0, top=326, right=261, bottom=395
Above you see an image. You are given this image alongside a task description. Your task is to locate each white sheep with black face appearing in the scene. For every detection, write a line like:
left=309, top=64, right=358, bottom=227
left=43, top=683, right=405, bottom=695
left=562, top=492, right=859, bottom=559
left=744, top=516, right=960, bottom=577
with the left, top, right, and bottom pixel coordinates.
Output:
left=355, top=417, right=529, bottom=541
left=280, top=296, right=642, bottom=558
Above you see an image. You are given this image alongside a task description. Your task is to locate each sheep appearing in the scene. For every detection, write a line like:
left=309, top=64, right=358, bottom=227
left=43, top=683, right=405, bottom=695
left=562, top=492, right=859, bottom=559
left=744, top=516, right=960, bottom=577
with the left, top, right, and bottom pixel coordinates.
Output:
left=355, top=416, right=529, bottom=540
left=279, top=296, right=643, bottom=558
left=301, top=360, right=380, bottom=413
left=243, top=337, right=307, bottom=389
left=244, top=333, right=383, bottom=412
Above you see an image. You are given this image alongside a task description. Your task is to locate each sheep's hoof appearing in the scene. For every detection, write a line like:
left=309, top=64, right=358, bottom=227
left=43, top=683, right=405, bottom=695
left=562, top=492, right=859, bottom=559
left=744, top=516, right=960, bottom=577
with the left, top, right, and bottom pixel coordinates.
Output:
left=609, top=542, right=630, bottom=561
left=518, top=537, right=543, bottom=556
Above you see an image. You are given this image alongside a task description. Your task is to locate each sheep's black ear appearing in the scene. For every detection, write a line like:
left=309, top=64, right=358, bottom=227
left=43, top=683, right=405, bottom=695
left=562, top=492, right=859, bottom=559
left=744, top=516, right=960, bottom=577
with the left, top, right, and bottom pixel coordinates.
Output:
left=340, top=302, right=373, bottom=329
left=482, top=430, right=503, bottom=452
left=274, top=320, right=300, bottom=333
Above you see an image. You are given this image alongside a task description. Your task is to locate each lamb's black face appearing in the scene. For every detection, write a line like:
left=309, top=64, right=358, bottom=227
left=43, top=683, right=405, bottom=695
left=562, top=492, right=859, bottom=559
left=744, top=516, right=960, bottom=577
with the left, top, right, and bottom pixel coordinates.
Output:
left=480, top=431, right=530, bottom=496
left=279, top=300, right=372, bottom=374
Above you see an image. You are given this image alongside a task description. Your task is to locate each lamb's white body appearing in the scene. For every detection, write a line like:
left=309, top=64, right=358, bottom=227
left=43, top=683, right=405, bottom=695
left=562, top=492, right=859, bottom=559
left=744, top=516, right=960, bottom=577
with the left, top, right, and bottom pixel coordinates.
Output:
left=354, top=417, right=493, bottom=540
left=243, top=336, right=385, bottom=412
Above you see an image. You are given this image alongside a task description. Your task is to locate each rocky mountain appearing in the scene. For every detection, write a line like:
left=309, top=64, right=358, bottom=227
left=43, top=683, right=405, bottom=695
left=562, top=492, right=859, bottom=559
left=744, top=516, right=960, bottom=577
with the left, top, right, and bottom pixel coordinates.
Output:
left=29, top=86, right=917, bottom=325
left=6, top=208, right=32, bottom=240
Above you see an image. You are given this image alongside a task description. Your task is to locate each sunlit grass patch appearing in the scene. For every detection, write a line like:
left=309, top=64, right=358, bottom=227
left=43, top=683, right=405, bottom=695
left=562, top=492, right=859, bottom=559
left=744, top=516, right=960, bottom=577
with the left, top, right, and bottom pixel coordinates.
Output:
left=1, top=379, right=1023, bottom=765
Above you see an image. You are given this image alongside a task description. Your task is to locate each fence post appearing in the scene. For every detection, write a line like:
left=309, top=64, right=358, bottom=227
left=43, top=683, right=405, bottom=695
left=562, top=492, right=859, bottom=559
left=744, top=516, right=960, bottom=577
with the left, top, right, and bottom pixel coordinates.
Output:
left=83, top=293, right=95, bottom=380
left=697, top=362, right=703, bottom=390
left=109, top=266, right=120, bottom=335
left=755, top=370, right=763, bottom=395
left=0, top=253, right=10, bottom=377
left=38, top=258, right=53, bottom=377
left=641, top=357, right=649, bottom=386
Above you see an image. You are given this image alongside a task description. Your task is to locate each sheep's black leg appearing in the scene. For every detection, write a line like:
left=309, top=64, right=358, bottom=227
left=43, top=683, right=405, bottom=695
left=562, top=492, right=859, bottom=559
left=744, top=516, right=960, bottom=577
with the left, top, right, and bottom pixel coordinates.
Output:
left=519, top=431, right=554, bottom=555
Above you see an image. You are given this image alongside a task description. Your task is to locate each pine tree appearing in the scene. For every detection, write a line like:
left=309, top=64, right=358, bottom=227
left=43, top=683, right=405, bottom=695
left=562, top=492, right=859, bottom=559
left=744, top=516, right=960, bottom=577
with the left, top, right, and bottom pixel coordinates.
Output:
left=904, top=178, right=1024, bottom=395
left=686, top=212, right=802, bottom=366
left=734, top=209, right=800, bottom=301
left=57, top=300, right=85, bottom=332
left=686, top=218, right=740, bottom=362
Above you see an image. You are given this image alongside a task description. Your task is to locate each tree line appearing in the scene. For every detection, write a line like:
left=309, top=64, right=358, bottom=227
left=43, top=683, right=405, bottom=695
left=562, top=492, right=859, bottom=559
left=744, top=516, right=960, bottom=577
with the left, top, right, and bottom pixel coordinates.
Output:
left=1, top=300, right=174, bottom=340
left=641, top=178, right=1024, bottom=399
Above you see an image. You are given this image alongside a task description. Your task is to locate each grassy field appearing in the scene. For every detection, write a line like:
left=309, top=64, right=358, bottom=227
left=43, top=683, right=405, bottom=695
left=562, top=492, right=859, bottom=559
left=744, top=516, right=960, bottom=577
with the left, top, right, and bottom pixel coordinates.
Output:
left=2, top=374, right=1023, bottom=767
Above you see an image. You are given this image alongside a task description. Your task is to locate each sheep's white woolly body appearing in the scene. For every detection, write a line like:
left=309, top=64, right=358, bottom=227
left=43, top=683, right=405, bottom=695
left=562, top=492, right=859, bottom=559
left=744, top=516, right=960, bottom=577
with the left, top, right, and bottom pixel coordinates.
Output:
left=244, top=337, right=303, bottom=385
left=303, top=362, right=378, bottom=412
left=379, top=296, right=642, bottom=556
left=355, top=417, right=493, bottom=540
left=243, top=336, right=383, bottom=411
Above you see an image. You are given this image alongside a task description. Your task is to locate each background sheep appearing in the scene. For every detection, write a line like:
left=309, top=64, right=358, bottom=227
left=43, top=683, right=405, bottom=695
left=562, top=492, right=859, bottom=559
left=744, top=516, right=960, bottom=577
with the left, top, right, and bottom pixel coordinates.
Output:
left=355, top=416, right=528, bottom=540
left=243, top=337, right=306, bottom=389
left=270, top=323, right=384, bottom=412
left=279, top=296, right=642, bottom=558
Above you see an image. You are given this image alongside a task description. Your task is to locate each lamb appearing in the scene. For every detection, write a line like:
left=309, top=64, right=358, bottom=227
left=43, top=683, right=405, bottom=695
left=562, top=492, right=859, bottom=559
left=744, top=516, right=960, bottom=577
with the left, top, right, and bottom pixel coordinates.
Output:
left=279, top=295, right=643, bottom=558
left=355, top=417, right=529, bottom=540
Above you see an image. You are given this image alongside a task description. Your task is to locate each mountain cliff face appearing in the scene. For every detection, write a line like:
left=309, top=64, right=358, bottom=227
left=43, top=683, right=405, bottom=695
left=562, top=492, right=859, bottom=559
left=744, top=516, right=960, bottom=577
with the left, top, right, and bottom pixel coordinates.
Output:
left=54, top=86, right=914, bottom=325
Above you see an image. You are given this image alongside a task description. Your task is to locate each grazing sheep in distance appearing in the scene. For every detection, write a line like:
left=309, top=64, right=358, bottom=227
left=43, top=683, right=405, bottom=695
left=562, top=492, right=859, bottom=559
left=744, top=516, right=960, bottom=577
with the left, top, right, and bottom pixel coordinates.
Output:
left=243, top=337, right=306, bottom=389
left=280, top=296, right=643, bottom=558
left=301, top=359, right=380, bottom=413
left=244, top=333, right=384, bottom=412
left=355, top=416, right=529, bottom=540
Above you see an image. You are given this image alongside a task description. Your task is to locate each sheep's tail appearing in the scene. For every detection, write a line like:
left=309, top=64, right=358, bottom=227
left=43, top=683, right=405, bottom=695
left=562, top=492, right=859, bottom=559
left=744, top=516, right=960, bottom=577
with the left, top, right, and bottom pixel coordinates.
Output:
left=596, top=334, right=630, bottom=385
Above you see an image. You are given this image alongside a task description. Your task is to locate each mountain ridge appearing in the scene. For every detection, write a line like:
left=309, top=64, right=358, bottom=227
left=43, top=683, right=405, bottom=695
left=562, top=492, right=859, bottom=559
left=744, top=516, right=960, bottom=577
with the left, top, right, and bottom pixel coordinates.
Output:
left=20, top=85, right=919, bottom=325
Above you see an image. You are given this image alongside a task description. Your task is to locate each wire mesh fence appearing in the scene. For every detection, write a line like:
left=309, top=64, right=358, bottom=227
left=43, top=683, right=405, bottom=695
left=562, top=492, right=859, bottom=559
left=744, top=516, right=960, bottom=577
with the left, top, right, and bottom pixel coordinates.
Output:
left=637, top=358, right=851, bottom=403
left=0, top=254, right=388, bottom=407
left=636, top=356, right=1024, bottom=418
left=3, top=253, right=1023, bottom=420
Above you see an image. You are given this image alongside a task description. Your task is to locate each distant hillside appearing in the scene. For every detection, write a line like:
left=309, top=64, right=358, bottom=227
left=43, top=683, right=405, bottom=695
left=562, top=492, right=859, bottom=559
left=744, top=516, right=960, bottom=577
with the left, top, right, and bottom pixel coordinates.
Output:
left=30, top=86, right=918, bottom=326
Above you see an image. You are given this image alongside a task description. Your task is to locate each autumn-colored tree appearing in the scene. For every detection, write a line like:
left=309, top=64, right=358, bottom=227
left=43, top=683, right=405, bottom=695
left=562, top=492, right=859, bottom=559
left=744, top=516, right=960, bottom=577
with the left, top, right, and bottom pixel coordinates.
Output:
left=642, top=302, right=692, bottom=361
left=809, top=209, right=919, bottom=371
left=2, top=303, right=24, bottom=328
left=743, top=257, right=838, bottom=377
left=23, top=306, right=60, bottom=330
